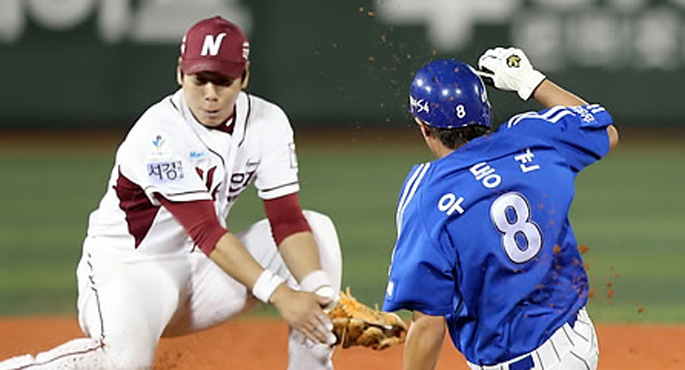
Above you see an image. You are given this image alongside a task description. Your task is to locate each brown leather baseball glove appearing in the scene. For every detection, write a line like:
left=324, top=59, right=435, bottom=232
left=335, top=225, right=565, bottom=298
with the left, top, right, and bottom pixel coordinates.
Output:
left=328, top=287, right=407, bottom=350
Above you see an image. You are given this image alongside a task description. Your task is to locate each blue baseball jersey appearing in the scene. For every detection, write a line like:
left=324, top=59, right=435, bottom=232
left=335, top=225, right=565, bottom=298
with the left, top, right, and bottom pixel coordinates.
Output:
left=383, top=104, right=613, bottom=365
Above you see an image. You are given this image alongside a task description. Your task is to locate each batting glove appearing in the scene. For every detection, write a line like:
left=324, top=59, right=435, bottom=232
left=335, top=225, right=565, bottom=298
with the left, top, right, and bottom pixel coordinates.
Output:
left=477, top=47, right=546, bottom=101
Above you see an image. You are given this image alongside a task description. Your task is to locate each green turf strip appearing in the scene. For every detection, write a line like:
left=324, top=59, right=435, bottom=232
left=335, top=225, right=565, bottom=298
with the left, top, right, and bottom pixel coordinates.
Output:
left=0, top=142, right=682, bottom=322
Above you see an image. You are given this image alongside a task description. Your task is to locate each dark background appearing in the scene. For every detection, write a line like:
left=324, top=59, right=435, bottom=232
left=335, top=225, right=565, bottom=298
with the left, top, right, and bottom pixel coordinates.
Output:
left=1, top=0, right=684, bottom=129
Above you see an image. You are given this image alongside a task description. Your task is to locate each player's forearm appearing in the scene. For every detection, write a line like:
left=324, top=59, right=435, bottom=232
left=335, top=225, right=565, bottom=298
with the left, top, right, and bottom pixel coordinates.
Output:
left=533, top=79, right=587, bottom=109
left=534, top=79, right=620, bottom=151
left=607, top=124, right=619, bottom=151
left=403, top=312, right=445, bottom=370
left=278, top=231, right=322, bottom=283
left=208, top=232, right=267, bottom=290
left=209, top=232, right=336, bottom=344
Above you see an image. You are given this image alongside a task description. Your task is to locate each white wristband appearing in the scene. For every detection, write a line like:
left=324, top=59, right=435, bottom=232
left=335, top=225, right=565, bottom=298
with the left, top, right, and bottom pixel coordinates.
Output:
left=299, top=270, right=332, bottom=293
left=252, top=270, right=285, bottom=304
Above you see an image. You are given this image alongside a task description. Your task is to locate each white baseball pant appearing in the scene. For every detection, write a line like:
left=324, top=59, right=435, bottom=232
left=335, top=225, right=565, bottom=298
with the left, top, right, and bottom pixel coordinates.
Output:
left=467, top=308, right=599, bottom=370
left=0, top=210, right=342, bottom=370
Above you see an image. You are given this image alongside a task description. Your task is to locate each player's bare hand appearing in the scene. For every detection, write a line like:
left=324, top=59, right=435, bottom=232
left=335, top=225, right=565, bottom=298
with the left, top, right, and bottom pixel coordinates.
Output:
left=270, top=284, right=336, bottom=345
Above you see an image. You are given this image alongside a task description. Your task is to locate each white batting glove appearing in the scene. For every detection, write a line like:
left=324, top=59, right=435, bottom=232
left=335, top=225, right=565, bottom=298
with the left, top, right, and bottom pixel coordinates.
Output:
left=477, top=47, right=546, bottom=101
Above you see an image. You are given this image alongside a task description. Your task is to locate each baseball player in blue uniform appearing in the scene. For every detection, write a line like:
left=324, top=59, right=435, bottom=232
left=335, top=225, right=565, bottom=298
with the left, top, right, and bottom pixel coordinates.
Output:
left=383, top=47, right=619, bottom=370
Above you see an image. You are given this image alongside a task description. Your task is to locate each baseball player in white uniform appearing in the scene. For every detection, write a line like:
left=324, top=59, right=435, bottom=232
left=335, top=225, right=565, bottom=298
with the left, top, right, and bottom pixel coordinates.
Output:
left=0, top=16, right=342, bottom=370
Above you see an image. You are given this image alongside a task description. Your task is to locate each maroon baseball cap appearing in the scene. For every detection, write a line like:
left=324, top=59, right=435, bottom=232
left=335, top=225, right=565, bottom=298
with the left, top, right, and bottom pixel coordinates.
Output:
left=180, top=16, right=250, bottom=79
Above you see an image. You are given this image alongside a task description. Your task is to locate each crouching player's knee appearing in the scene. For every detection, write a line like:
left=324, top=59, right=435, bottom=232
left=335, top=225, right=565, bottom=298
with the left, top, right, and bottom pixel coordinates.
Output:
left=302, top=210, right=343, bottom=293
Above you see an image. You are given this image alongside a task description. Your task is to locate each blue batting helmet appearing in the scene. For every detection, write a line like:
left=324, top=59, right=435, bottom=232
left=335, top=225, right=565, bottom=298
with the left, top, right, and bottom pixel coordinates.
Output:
left=409, top=59, right=492, bottom=129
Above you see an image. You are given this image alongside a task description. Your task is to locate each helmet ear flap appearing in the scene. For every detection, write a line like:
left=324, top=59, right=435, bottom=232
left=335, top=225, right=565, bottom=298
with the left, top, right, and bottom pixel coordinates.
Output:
left=409, top=60, right=492, bottom=130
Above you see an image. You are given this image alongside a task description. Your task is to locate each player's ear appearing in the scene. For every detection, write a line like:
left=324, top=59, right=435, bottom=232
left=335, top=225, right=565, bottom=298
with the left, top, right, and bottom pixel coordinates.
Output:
left=415, top=118, right=431, bottom=138
left=176, top=65, right=183, bottom=86
left=240, top=62, right=250, bottom=89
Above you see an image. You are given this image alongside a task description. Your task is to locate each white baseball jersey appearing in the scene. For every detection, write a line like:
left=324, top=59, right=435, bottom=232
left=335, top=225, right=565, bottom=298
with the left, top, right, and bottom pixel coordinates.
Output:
left=0, top=89, right=343, bottom=370
left=86, top=89, right=300, bottom=255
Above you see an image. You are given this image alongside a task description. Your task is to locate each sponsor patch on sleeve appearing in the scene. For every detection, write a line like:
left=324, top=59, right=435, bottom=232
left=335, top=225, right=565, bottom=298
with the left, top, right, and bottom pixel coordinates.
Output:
left=147, top=160, right=185, bottom=182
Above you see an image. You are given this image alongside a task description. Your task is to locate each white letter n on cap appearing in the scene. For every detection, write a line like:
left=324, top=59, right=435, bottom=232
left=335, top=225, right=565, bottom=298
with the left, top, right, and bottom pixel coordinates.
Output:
left=201, top=33, right=227, bottom=56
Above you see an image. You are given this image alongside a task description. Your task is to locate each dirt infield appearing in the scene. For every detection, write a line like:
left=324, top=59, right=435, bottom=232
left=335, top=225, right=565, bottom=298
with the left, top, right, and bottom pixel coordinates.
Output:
left=0, top=317, right=683, bottom=369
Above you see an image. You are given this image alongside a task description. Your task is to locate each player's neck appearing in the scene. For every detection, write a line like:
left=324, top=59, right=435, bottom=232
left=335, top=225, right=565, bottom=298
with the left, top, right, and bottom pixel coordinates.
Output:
left=209, top=114, right=235, bottom=134
left=435, top=147, right=455, bottom=159
left=427, top=137, right=454, bottom=159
